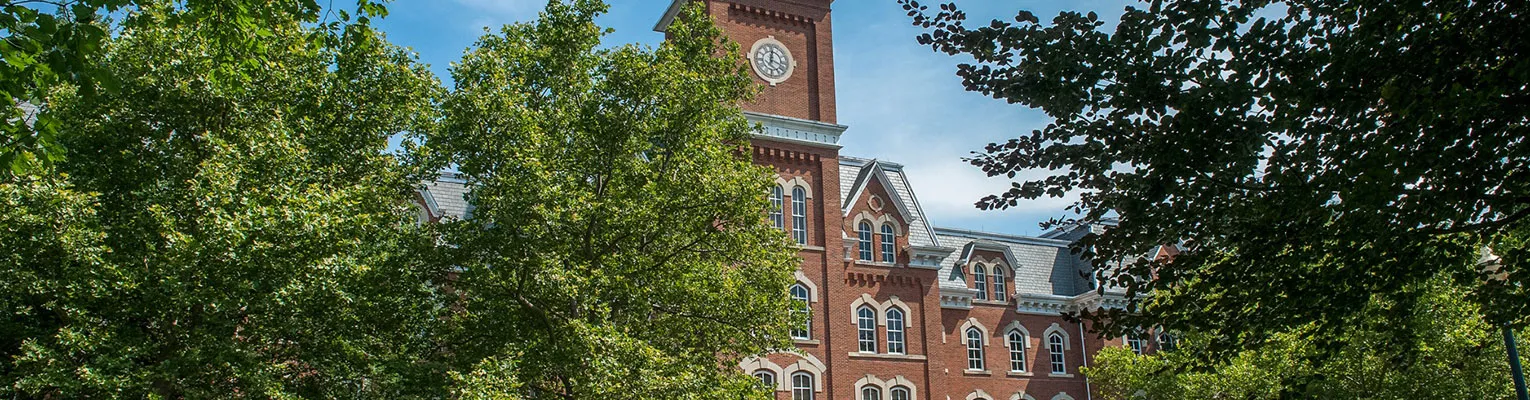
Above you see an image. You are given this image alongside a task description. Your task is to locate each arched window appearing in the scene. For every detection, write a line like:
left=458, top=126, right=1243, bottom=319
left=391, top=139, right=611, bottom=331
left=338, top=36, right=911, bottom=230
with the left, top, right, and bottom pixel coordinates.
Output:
left=791, top=186, right=807, bottom=245
left=880, top=223, right=895, bottom=263
left=890, top=386, right=911, bottom=400
left=857, top=221, right=874, bottom=261
left=1048, top=332, right=1067, bottom=374
left=861, top=385, right=882, bottom=400
left=790, top=284, right=811, bottom=340
left=965, top=327, right=985, bottom=370
left=1126, top=333, right=1146, bottom=355
left=792, top=372, right=814, bottom=400
left=857, top=305, right=877, bottom=353
left=1007, top=330, right=1027, bottom=372
left=991, top=267, right=1006, bottom=302
left=1157, top=332, right=1177, bottom=352
left=769, top=185, right=784, bottom=230
left=886, top=308, right=906, bottom=354
left=973, top=264, right=988, bottom=300
left=862, top=219, right=875, bottom=260
left=753, top=370, right=776, bottom=389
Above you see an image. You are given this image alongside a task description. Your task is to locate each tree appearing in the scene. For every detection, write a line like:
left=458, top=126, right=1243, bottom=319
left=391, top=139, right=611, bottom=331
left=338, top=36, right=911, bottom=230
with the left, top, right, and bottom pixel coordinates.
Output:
left=0, top=2, right=448, bottom=397
left=1, top=0, right=389, bottom=172
left=901, top=0, right=1530, bottom=361
left=427, top=1, right=800, bottom=399
left=1084, top=277, right=1527, bottom=399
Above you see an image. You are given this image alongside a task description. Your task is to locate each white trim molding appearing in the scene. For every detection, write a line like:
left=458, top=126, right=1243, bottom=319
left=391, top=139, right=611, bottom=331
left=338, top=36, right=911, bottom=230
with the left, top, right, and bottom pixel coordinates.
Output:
left=746, top=111, right=847, bottom=148
left=909, top=245, right=955, bottom=271
left=776, top=175, right=814, bottom=199
left=1002, top=321, right=1031, bottom=350
left=780, top=353, right=827, bottom=392
left=854, top=374, right=918, bottom=400
left=847, top=294, right=911, bottom=326
left=739, top=357, right=787, bottom=392
left=1042, top=323, right=1072, bottom=350
left=958, top=318, right=990, bottom=345
left=793, top=270, right=819, bottom=302
left=1014, top=291, right=1129, bottom=315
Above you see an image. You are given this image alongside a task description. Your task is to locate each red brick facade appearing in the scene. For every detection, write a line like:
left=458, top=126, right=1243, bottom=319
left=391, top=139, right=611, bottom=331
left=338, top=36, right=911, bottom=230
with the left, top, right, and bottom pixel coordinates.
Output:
left=661, top=2, right=1140, bottom=400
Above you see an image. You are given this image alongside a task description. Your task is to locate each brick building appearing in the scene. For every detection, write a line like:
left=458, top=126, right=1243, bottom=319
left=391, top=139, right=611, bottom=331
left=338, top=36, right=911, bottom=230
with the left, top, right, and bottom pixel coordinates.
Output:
left=418, top=1, right=1150, bottom=399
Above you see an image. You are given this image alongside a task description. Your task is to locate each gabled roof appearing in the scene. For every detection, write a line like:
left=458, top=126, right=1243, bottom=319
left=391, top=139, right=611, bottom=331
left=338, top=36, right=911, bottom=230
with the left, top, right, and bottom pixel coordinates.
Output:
left=652, top=0, right=685, bottom=32
left=839, top=156, right=940, bottom=248
left=841, top=159, right=914, bottom=219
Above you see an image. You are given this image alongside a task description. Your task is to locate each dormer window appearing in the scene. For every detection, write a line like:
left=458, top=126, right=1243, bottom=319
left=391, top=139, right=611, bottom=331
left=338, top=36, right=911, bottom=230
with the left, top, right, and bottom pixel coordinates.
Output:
left=879, top=223, right=895, bottom=263
left=973, top=264, right=988, bottom=300
left=857, top=221, right=873, bottom=261
left=991, top=267, right=1006, bottom=302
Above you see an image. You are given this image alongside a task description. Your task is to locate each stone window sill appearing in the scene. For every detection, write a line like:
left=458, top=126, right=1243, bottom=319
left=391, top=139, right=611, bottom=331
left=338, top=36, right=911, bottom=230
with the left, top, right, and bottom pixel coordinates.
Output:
left=795, top=245, right=826, bottom=252
left=963, top=370, right=991, bottom=376
left=1048, top=373, right=1075, bottom=378
left=793, top=339, right=821, bottom=345
left=973, top=300, right=1009, bottom=307
left=1006, top=371, right=1034, bottom=377
left=852, top=260, right=897, bottom=268
left=847, top=352, right=927, bottom=361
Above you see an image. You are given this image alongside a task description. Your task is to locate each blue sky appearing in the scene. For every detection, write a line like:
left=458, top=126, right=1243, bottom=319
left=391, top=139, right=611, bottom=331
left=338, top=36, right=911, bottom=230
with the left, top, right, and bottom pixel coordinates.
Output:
left=373, top=0, right=1141, bottom=237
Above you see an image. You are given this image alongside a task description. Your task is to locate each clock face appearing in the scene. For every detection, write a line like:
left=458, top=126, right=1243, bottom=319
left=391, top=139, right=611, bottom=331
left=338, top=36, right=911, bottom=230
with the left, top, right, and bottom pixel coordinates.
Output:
left=749, top=38, right=793, bottom=83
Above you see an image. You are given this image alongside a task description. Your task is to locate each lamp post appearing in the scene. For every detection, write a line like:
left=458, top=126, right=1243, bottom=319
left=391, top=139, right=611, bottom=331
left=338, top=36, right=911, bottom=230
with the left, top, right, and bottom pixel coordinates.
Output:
left=1481, top=247, right=1529, bottom=400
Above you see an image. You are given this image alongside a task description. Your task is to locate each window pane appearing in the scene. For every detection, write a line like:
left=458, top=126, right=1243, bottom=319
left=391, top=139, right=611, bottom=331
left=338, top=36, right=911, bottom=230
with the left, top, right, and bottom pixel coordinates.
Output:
left=890, top=387, right=910, bottom=400
left=792, top=373, right=813, bottom=400
left=858, top=222, right=873, bottom=261
left=770, top=185, right=784, bottom=230
left=1049, top=333, right=1066, bottom=374
left=880, top=224, right=895, bottom=263
left=861, top=386, right=881, bottom=400
left=886, top=308, right=905, bottom=354
left=1127, top=334, right=1145, bottom=355
left=973, top=265, right=987, bottom=300
left=1008, top=331, right=1026, bottom=372
left=991, top=269, right=1006, bottom=302
left=790, top=284, right=810, bottom=340
left=754, top=370, right=775, bottom=389
left=791, top=187, right=807, bottom=245
left=857, top=306, right=877, bottom=353
left=966, top=328, right=984, bottom=370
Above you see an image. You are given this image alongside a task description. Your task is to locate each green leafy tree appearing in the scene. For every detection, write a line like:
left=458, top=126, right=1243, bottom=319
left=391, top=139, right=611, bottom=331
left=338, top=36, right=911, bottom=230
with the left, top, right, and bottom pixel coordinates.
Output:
left=902, top=0, right=1529, bottom=361
left=0, top=3, right=448, bottom=397
left=1084, top=277, right=1526, bottom=399
left=429, top=1, right=799, bottom=398
left=1, top=0, right=389, bottom=172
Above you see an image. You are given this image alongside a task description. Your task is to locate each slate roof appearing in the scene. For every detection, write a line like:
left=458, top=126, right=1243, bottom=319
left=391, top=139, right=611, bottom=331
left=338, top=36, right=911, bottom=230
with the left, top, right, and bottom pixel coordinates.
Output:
left=932, top=226, right=1096, bottom=297
left=420, top=172, right=471, bottom=220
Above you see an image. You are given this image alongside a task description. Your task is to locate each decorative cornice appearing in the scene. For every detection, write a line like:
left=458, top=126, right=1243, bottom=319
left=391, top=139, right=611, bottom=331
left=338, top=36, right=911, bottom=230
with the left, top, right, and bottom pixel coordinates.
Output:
left=728, top=3, right=814, bottom=27
left=941, top=287, right=977, bottom=310
left=754, top=145, right=822, bottom=164
left=908, top=245, right=954, bottom=270
left=1014, top=291, right=1130, bottom=315
left=746, top=112, right=846, bottom=148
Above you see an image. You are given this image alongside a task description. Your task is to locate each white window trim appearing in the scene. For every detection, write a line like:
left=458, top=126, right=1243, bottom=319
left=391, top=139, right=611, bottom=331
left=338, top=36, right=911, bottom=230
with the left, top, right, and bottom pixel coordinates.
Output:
left=886, top=307, right=906, bottom=354
left=854, top=375, right=917, bottom=400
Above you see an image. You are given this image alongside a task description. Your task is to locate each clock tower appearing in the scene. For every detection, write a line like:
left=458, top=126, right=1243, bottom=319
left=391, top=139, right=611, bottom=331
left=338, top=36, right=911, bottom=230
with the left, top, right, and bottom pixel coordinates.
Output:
left=655, top=0, right=841, bottom=129
left=658, top=2, right=849, bottom=399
